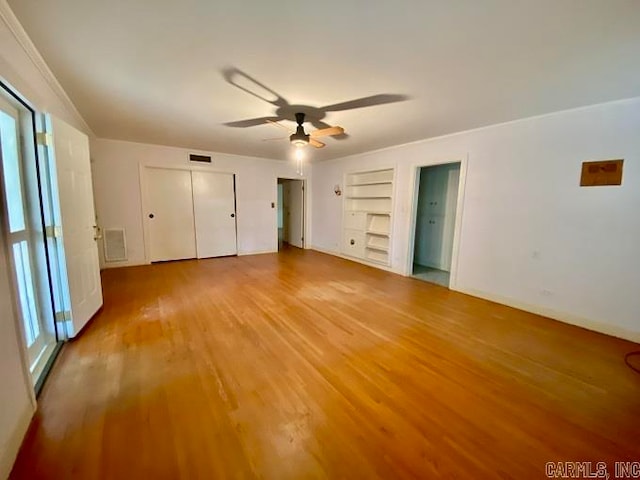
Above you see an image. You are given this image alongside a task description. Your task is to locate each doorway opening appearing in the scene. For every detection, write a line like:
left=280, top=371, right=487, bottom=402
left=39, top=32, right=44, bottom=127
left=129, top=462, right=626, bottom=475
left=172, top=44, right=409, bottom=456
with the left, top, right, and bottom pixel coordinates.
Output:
left=277, top=178, right=304, bottom=251
left=410, top=162, right=461, bottom=287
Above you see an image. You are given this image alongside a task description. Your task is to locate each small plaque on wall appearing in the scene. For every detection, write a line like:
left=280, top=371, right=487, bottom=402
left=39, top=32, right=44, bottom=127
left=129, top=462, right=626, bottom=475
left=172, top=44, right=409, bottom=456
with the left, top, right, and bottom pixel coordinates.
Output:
left=580, top=159, right=623, bottom=187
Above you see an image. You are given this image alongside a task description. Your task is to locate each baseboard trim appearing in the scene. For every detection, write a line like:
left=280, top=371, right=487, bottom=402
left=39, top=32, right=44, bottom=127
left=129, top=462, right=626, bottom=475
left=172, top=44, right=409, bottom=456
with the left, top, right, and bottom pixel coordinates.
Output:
left=0, top=400, right=35, bottom=480
left=310, top=246, right=402, bottom=275
left=100, top=251, right=282, bottom=268
left=100, top=260, right=147, bottom=270
left=238, top=249, right=278, bottom=257
left=456, top=286, right=640, bottom=344
left=309, top=245, right=339, bottom=257
left=310, top=246, right=639, bottom=344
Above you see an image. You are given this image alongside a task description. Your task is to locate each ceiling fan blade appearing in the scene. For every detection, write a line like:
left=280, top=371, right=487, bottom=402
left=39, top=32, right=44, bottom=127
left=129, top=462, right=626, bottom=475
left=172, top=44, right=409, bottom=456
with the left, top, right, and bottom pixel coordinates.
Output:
left=223, top=116, right=279, bottom=128
left=311, top=126, right=344, bottom=138
left=222, top=67, right=288, bottom=107
left=266, top=119, right=293, bottom=132
left=322, top=94, right=408, bottom=112
left=261, top=137, right=288, bottom=142
left=309, top=138, right=325, bottom=148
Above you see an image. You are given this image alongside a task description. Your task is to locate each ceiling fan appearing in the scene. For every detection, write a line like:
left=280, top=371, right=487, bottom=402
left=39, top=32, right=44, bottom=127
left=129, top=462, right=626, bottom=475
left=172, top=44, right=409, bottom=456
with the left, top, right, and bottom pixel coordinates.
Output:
left=221, top=68, right=408, bottom=149
left=264, top=112, right=344, bottom=149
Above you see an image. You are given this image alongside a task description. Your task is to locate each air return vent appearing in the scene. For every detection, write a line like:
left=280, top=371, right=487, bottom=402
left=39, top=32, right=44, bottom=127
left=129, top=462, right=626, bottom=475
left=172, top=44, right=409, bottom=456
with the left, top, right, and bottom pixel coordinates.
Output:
left=103, top=228, right=127, bottom=262
left=190, top=154, right=212, bottom=163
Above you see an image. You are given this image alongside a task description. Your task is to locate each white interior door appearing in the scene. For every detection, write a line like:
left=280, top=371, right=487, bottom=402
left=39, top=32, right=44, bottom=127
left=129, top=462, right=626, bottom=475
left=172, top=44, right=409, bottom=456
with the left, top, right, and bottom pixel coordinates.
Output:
left=192, top=171, right=237, bottom=258
left=441, top=167, right=460, bottom=270
left=288, top=180, right=304, bottom=248
left=145, top=167, right=196, bottom=262
left=425, top=215, right=445, bottom=269
left=50, top=116, right=102, bottom=336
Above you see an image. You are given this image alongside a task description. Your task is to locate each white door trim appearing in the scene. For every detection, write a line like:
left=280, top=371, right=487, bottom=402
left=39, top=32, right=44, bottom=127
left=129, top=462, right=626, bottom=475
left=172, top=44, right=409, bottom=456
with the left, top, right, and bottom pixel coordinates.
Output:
left=405, top=156, right=468, bottom=290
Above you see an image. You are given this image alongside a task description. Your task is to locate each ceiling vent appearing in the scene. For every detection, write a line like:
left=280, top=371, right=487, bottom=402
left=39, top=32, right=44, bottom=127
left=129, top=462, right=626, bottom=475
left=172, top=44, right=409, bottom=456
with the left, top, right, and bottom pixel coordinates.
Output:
left=103, top=228, right=127, bottom=262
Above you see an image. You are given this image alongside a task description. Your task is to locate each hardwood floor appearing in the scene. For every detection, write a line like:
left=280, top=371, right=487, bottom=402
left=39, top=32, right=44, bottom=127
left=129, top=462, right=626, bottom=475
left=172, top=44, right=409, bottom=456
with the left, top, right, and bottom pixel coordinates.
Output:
left=11, top=249, right=640, bottom=479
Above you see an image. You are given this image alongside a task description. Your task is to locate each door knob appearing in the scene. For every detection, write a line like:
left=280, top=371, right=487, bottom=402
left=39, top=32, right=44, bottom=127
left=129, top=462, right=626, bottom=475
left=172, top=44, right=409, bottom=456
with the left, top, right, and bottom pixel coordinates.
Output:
left=230, top=213, right=235, bottom=218
left=149, top=213, right=154, bottom=219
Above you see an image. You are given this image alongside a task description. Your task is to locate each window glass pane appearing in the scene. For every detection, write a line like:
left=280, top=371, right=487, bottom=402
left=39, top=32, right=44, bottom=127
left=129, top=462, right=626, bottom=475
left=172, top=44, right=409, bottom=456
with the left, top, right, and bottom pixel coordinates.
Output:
left=0, top=110, right=26, bottom=232
left=20, top=240, right=40, bottom=340
left=13, top=241, right=37, bottom=346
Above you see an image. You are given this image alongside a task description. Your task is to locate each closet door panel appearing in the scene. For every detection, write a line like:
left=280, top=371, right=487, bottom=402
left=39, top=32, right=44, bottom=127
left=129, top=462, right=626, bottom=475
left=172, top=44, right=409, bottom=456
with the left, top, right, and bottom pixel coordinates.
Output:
left=145, top=168, right=196, bottom=262
left=192, top=171, right=237, bottom=258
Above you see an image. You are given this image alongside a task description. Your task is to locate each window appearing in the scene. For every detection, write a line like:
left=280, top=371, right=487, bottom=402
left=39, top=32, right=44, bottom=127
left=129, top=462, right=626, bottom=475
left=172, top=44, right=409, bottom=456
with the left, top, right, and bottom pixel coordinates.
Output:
left=0, top=89, right=58, bottom=386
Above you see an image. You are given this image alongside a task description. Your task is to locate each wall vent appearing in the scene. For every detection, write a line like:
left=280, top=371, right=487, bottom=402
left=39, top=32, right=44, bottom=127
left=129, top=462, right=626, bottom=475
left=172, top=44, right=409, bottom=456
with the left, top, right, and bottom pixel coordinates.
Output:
left=103, top=228, right=127, bottom=262
left=190, top=154, right=212, bottom=163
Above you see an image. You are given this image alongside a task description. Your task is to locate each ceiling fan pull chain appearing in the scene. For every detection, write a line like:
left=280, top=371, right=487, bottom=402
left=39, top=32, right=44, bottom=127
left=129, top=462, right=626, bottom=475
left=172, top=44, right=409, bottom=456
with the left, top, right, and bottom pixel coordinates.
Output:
left=296, top=156, right=304, bottom=176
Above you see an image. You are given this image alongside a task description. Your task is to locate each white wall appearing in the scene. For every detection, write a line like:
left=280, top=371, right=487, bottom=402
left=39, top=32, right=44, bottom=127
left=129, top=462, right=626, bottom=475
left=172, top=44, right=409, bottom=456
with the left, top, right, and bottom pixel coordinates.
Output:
left=312, top=97, right=640, bottom=342
left=91, top=138, right=311, bottom=267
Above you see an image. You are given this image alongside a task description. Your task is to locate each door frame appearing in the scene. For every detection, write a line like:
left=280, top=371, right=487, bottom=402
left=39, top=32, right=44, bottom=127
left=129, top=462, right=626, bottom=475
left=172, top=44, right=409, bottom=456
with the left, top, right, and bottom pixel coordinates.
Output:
left=0, top=79, right=62, bottom=391
left=0, top=96, right=44, bottom=359
left=275, top=177, right=307, bottom=250
left=405, top=157, right=467, bottom=289
left=0, top=93, right=43, bottom=387
left=139, top=164, right=238, bottom=264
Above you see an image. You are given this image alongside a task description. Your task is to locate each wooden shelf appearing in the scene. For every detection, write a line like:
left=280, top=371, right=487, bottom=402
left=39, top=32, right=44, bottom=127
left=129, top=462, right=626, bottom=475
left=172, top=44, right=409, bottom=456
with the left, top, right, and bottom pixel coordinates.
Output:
left=345, top=210, right=391, bottom=215
left=366, top=230, right=390, bottom=237
left=346, top=181, right=392, bottom=187
left=346, top=195, right=392, bottom=199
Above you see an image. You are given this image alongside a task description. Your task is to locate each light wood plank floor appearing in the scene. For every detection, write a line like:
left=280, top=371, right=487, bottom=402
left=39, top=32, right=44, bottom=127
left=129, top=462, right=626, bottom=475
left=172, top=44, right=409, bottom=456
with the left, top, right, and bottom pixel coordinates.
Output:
left=11, top=249, right=640, bottom=479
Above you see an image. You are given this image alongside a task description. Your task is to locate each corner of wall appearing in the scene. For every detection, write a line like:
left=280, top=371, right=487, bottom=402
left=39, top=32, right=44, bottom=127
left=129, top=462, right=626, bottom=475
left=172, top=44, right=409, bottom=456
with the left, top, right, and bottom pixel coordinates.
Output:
left=0, top=1, right=93, bottom=135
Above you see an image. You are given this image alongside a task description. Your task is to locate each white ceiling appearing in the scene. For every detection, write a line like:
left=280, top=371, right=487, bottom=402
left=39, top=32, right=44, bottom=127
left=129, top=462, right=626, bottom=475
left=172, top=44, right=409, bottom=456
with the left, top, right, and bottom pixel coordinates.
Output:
left=8, top=0, right=640, bottom=161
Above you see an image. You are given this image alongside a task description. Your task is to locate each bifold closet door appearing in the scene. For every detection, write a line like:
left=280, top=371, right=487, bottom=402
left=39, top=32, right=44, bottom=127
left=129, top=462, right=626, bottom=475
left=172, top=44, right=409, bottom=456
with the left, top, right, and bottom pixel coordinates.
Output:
left=146, top=168, right=196, bottom=262
left=192, top=171, right=237, bottom=258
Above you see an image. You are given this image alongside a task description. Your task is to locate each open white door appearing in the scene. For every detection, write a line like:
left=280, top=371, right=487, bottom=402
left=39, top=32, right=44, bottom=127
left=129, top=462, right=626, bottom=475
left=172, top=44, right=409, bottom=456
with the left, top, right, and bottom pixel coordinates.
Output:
left=49, top=116, right=102, bottom=337
left=192, top=171, right=237, bottom=258
left=145, top=167, right=196, bottom=262
left=288, top=180, right=304, bottom=248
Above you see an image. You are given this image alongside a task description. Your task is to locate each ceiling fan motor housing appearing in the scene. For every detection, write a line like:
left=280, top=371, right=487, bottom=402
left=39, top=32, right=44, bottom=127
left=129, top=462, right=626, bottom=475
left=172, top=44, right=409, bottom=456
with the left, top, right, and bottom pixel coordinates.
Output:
left=290, top=125, right=310, bottom=146
left=290, top=112, right=310, bottom=146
